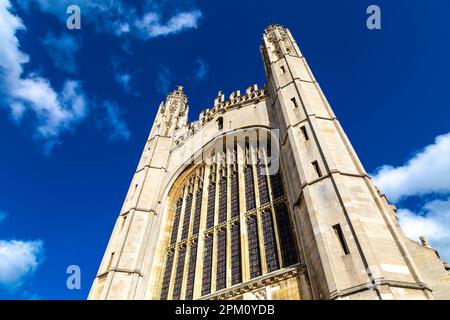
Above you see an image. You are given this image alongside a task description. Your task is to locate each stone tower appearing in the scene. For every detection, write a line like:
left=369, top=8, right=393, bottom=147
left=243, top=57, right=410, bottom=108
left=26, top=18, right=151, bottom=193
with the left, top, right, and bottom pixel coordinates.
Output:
left=89, top=25, right=450, bottom=300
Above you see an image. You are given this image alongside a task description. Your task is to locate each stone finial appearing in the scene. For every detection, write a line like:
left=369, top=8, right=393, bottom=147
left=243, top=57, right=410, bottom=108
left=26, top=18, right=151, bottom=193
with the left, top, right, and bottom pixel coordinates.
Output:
left=166, top=85, right=188, bottom=106
left=246, top=84, right=258, bottom=94
left=420, top=236, right=432, bottom=248
left=230, top=90, right=241, bottom=100
left=263, top=23, right=287, bottom=35
left=214, top=91, right=225, bottom=107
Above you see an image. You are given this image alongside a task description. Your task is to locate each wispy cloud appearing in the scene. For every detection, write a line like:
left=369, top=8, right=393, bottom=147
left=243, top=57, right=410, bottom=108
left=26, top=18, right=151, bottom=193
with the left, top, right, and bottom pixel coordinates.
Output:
left=0, top=240, right=44, bottom=290
left=155, top=65, right=174, bottom=94
left=41, top=32, right=81, bottom=74
left=115, top=73, right=131, bottom=91
left=0, top=0, right=88, bottom=153
left=17, top=0, right=202, bottom=40
left=97, top=101, right=130, bottom=142
left=135, top=10, right=202, bottom=38
left=193, top=57, right=208, bottom=81
left=372, top=132, right=450, bottom=261
left=112, top=58, right=138, bottom=96
left=0, top=211, right=6, bottom=224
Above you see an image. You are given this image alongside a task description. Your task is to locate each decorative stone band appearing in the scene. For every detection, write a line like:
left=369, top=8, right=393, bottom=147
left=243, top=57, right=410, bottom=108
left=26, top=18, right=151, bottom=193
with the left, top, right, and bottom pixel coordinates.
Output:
left=165, top=196, right=287, bottom=254
left=199, top=263, right=306, bottom=300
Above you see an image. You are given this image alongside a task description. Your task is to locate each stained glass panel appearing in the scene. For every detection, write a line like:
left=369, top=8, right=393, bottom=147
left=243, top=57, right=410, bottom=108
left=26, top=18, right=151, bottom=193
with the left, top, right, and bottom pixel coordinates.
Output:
left=276, top=203, right=299, bottom=267
left=262, top=211, right=279, bottom=272
left=172, top=246, right=186, bottom=300
left=184, top=241, right=198, bottom=299
left=247, top=215, right=261, bottom=278
left=216, top=230, right=227, bottom=290
left=202, top=235, right=213, bottom=295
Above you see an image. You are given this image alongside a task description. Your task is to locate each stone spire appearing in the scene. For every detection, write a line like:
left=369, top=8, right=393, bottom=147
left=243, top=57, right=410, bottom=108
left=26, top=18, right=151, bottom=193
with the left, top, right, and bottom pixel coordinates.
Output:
left=261, top=24, right=302, bottom=65
left=151, top=85, right=189, bottom=138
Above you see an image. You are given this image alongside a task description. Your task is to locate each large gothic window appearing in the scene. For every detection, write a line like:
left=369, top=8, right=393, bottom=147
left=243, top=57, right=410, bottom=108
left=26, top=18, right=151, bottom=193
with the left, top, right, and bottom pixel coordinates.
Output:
left=160, top=136, right=300, bottom=300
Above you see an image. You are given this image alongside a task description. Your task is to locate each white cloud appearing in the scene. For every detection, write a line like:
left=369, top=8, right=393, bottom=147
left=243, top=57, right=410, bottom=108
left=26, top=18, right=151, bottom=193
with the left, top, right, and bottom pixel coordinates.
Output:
left=194, top=57, right=208, bottom=81
left=17, top=0, right=202, bottom=40
left=0, top=240, right=44, bottom=290
left=41, top=32, right=80, bottom=74
left=372, top=132, right=450, bottom=202
left=371, top=132, right=450, bottom=262
left=398, top=197, right=450, bottom=262
left=0, top=0, right=88, bottom=153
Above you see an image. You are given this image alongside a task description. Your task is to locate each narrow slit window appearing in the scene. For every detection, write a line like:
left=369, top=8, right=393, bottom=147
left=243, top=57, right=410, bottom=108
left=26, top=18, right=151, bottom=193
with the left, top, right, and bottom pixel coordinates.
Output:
left=280, top=65, right=286, bottom=74
left=107, top=252, right=115, bottom=270
left=217, top=117, right=224, bottom=130
left=333, top=224, right=350, bottom=255
left=300, top=126, right=309, bottom=141
left=120, top=215, right=127, bottom=231
left=291, top=97, right=298, bottom=108
left=312, top=161, right=322, bottom=178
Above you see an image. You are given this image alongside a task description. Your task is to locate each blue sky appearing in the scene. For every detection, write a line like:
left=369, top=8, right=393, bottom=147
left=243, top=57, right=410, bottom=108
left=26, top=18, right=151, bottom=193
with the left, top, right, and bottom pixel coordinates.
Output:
left=0, top=0, right=449, bottom=299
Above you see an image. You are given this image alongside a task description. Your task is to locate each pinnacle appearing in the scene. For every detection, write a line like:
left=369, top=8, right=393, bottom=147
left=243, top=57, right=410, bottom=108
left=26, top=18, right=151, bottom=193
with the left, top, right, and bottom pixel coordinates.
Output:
left=263, top=23, right=287, bottom=34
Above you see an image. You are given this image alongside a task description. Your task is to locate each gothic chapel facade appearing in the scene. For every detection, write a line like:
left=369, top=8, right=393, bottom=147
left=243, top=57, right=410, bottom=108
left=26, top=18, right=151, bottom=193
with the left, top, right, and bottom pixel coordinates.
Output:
left=89, top=25, right=450, bottom=300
